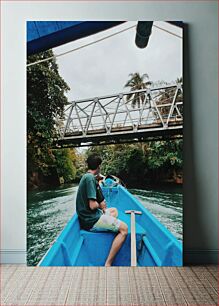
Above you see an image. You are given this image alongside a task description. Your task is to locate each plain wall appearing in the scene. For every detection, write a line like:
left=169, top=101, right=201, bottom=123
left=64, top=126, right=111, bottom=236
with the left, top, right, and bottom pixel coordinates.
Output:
left=1, top=1, right=218, bottom=264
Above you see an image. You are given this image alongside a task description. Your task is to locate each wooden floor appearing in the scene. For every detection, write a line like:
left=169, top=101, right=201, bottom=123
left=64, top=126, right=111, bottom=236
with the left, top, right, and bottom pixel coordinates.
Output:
left=1, top=265, right=218, bottom=305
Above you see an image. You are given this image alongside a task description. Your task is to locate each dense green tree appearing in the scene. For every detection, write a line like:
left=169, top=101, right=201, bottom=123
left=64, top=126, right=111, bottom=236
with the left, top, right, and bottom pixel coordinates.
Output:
left=27, top=50, right=77, bottom=188
left=146, top=140, right=183, bottom=169
left=52, top=149, right=77, bottom=183
left=27, top=50, right=70, bottom=145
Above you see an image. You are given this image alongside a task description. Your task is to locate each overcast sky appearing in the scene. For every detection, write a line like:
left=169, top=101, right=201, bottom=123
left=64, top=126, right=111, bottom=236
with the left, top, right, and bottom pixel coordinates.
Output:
left=53, top=21, right=182, bottom=102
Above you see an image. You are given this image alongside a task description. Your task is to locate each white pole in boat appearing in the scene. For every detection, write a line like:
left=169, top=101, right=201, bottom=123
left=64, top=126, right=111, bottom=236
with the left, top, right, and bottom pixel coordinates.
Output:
left=125, top=210, right=142, bottom=267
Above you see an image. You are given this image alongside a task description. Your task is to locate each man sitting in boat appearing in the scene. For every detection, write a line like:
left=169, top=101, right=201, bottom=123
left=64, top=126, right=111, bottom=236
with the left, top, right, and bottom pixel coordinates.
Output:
left=76, top=154, right=128, bottom=267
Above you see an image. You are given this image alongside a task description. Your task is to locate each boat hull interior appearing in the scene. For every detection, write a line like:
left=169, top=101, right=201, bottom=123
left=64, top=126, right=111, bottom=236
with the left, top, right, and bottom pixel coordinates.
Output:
left=39, top=184, right=182, bottom=266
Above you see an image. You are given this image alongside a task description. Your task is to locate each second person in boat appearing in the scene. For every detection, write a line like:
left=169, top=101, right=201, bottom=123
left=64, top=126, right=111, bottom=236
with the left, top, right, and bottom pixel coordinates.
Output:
left=76, top=154, right=128, bottom=266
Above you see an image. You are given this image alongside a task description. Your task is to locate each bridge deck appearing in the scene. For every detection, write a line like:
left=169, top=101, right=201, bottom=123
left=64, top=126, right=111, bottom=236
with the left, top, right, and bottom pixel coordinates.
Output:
left=58, top=122, right=183, bottom=147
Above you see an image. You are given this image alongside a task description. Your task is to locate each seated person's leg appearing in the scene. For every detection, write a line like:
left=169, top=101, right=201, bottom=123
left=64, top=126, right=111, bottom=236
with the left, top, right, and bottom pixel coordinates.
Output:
left=105, top=207, right=118, bottom=218
left=104, top=221, right=128, bottom=266
left=91, top=213, right=120, bottom=232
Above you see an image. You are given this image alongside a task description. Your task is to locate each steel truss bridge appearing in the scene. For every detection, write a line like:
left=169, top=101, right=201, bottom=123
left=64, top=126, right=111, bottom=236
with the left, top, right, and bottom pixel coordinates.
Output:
left=56, top=83, right=183, bottom=147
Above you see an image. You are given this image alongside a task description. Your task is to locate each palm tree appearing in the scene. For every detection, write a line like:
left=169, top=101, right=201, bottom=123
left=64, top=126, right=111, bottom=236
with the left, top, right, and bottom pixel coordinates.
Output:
left=124, top=73, right=151, bottom=108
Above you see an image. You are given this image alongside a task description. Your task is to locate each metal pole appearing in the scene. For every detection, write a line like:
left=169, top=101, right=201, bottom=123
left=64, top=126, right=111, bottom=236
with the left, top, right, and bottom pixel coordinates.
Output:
left=131, top=212, right=137, bottom=266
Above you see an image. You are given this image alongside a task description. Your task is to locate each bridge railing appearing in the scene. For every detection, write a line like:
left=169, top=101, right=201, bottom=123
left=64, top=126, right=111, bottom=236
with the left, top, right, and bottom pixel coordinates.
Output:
left=56, top=83, right=183, bottom=141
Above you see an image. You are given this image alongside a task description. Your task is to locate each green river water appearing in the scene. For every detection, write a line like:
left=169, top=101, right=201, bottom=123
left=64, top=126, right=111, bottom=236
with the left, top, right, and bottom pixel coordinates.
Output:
left=27, top=184, right=182, bottom=266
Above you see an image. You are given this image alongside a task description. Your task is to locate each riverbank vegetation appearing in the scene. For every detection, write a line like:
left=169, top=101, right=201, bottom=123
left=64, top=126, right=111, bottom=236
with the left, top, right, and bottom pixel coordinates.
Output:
left=28, top=140, right=183, bottom=190
left=85, top=140, right=183, bottom=188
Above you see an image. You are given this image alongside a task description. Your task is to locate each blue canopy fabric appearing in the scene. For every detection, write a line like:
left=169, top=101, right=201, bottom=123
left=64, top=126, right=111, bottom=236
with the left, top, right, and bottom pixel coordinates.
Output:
left=27, top=21, right=125, bottom=55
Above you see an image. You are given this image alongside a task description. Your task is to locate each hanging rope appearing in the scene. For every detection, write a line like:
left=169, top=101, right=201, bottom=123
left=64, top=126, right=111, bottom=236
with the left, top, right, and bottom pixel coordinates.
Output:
left=27, top=24, right=136, bottom=67
left=153, top=24, right=182, bottom=39
left=27, top=23, right=182, bottom=67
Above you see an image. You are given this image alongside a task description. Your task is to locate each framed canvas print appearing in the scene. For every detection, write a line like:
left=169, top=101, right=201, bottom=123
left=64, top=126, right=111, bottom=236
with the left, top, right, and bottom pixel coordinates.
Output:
left=27, top=21, right=183, bottom=266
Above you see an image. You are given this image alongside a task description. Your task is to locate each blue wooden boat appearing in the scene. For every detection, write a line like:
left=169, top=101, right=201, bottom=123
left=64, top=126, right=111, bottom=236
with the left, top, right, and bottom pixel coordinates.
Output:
left=39, top=178, right=182, bottom=266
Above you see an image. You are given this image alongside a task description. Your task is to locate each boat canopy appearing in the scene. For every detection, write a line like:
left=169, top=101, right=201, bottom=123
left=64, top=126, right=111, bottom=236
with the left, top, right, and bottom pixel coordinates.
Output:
left=27, top=21, right=125, bottom=55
